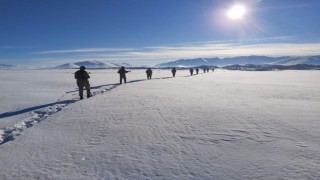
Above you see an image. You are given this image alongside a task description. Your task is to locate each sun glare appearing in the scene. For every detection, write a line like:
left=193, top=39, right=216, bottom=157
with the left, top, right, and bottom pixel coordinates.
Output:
left=227, top=5, right=246, bottom=20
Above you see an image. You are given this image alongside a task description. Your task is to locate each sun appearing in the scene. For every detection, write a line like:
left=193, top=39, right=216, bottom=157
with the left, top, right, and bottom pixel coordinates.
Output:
left=227, top=5, right=246, bottom=20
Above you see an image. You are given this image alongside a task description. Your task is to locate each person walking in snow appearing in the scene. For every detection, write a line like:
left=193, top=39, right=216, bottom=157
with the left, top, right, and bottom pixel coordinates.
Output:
left=195, top=68, right=199, bottom=74
left=189, top=68, right=194, bottom=76
left=146, top=68, right=153, bottom=80
left=118, top=66, right=130, bottom=84
left=171, top=68, right=176, bottom=77
left=75, top=66, right=91, bottom=100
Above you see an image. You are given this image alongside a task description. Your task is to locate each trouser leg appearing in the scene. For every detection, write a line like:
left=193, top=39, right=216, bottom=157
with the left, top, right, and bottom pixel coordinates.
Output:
left=79, top=87, right=83, bottom=98
left=87, top=89, right=91, bottom=98
left=77, top=81, right=84, bottom=99
left=124, top=77, right=126, bottom=83
left=84, top=80, right=91, bottom=98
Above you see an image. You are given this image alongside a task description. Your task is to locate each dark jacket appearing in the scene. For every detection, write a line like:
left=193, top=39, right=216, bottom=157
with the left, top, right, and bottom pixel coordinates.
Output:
left=75, top=70, right=90, bottom=80
left=146, top=69, right=152, bottom=75
left=118, top=68, right=129, bottom=77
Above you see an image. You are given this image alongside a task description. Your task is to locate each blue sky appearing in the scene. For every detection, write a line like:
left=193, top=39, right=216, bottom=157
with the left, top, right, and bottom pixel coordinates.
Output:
left=1, top=0, right=320, bottom=67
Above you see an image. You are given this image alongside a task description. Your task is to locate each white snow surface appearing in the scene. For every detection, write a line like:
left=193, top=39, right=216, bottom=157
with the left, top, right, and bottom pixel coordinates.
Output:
left=0, top=69, right=320, bottom=179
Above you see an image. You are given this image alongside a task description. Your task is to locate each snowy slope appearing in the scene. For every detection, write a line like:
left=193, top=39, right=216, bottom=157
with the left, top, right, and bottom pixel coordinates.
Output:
left=54, top=63, right=80, bottom=69
left=0, top=69, right=121, bottom=129
left=111, top=62, right=134, bottom=67
left=54, top=61, right=134, bottom=69
left=53, top=63, right=79, bottom=69
left=0, top=70, right=320, bottom=179
left=74, top=61, right=116, bottom=69
left=270, top=56, right=320, bottom=65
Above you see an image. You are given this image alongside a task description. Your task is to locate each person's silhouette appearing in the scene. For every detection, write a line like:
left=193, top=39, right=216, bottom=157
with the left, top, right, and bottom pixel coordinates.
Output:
left=117, top=66, right=130, bottom=84
left=196, top=68, right=199, bottom=74
left=146, top=68, right=153, bottom=80
left=189, top=68, right=194, bottom=76
left=74, top=66, right=91, bottom=99
left=171, top=68, right=176, bottom=77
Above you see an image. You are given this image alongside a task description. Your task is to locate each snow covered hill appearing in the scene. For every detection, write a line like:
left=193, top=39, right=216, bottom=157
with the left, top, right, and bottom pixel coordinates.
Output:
left=54, top=63, right=80, bottom=69
left=270, top=55, right=320, bottom=65
left=54, top=61, right=133, bottom=69
left=157, top=55, right=320, bottom=67
left=158, top=58, right=218, bottom=67
left=0, top=69, right=320, bottom=179
left=74, top=61, right=116, bottom=68
left=111, top=62, right=134, bottom=67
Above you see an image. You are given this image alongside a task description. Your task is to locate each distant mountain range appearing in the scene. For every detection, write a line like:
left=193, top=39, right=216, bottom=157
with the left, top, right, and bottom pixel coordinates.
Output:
left=1, top=56, right=320, bottom=70
left=223, top=64, right=320, bottom=71
left=156, top=55, right=320, bottom=67
left=0, top=64, right=16, bottom=69
left=53, top=61, right=133, bottom=69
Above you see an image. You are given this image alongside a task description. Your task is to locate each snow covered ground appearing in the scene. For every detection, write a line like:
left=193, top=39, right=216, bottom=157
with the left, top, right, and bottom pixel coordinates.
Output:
left=0, top=69, right=320, bottom=179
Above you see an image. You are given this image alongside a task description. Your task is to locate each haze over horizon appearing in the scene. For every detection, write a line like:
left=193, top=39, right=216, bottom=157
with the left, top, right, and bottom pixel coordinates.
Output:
left=1, top=0, right=320, bottom=67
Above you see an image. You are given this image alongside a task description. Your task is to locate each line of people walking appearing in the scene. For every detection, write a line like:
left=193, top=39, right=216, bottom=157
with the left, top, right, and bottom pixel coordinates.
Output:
left=75, top=66, right=214, bottom=100
left=189, top=67, right=213, bottom=76
left=145, top=67, right=177, bottom=79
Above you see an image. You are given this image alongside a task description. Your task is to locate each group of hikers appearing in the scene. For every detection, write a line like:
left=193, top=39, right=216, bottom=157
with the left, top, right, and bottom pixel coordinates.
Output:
left=75, top=66, right=213, bottom=100
left=189, top=67, right=213, bottom=76
left=145, top=67, right=177, bottom=80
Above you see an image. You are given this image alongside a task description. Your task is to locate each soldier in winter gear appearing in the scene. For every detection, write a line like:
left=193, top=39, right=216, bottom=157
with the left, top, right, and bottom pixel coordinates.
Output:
left=146, top=68, right=153, bottom=80
left=75, top=66, right=91, bottom=100
left=118, top=66, right=130, bottom=84
left=189, top=68, right=194, bottom=76
left=195, top=68, right=199, bottom=74
left=171, top=68, right=176, bottom=77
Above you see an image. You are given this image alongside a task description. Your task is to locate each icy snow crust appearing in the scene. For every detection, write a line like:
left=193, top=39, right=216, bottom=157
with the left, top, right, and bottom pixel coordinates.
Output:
left=0, top=69, right=320, bottom=179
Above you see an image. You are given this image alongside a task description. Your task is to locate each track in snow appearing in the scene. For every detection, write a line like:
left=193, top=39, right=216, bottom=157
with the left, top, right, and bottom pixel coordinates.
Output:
left=0, top=83, right=121, bottom=145
left=0, top=76, right=182, bottom=145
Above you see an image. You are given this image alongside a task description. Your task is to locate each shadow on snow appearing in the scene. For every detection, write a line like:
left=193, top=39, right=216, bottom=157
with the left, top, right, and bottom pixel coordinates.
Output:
left=0, top=74, right=198, bottom=145
left=0, top=100, right=74, bottom=119
left=0, top=83, right=121, bottom=145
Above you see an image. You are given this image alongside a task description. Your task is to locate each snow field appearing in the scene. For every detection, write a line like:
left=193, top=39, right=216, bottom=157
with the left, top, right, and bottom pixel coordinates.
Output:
left=0, top=69, right=184, bottom=144
left=0, top=69, right=320, bottom=179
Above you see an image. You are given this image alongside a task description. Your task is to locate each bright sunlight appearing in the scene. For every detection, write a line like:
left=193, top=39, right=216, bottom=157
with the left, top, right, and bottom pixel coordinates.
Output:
left=227, top=5, right=246, bottom=20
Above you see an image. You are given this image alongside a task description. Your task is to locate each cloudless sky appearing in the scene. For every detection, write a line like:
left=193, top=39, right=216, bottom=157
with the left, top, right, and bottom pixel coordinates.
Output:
left=1, top=0, right=320, bottom=67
